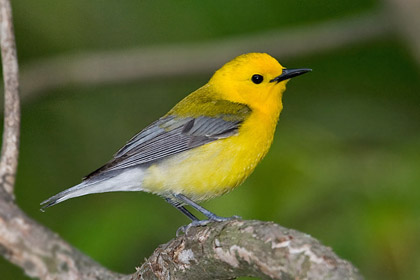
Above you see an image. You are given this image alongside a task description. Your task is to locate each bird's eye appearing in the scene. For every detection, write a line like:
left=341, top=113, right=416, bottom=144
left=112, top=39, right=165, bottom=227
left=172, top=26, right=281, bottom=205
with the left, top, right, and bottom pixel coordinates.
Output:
left=251, top=74, right=264, bottom=84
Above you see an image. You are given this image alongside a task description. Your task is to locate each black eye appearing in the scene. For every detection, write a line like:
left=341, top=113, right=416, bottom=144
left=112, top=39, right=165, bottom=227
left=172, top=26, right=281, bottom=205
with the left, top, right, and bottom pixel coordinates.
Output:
left=251, top=74, right=264, bottom=84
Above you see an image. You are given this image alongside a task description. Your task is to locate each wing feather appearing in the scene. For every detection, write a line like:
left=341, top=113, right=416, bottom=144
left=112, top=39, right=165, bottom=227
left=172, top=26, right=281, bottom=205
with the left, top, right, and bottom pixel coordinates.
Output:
left=84, top=101, right=251, bottom=180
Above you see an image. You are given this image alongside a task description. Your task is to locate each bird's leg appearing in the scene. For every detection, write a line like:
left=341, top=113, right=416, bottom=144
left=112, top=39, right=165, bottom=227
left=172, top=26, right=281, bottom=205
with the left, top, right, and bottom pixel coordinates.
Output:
left=173, top=193, right=238, bottom=222
left=171, top=194, right=241, bottom=235
left=165, top=197, right=199, bottom=221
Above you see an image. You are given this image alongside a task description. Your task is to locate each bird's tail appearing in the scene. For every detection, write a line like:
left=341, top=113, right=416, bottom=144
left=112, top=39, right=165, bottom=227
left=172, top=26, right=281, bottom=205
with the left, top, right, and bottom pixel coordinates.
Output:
left=41, top=168, right=144, bottom=211
left=41, top=181, right=93, bottom=211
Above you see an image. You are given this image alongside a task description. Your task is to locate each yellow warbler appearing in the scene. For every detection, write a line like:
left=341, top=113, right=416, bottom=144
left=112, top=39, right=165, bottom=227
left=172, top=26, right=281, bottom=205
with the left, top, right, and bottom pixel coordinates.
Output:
left=41, top=53, right=311, bottom=222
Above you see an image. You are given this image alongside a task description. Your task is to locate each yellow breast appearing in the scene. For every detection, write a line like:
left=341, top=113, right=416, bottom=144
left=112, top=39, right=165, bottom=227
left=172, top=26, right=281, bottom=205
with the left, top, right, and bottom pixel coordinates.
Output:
left=142, top=106, right=281, bottom=202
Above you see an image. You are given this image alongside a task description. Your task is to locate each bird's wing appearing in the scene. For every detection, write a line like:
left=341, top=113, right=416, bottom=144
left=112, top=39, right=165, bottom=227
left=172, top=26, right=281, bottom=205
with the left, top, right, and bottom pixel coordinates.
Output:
left=84, top=101, right=251, bottom=180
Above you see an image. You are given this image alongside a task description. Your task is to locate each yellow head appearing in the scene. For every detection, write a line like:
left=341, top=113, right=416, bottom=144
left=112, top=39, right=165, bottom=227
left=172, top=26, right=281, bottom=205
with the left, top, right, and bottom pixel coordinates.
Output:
left=209, top=53, right=310, bottom=114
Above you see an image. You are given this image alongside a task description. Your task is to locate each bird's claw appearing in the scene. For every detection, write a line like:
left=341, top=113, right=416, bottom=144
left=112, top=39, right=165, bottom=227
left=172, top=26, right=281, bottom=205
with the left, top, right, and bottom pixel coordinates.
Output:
left=176, top=215, right=242, bottom=236
left=176, top=220, right=211, bottom=236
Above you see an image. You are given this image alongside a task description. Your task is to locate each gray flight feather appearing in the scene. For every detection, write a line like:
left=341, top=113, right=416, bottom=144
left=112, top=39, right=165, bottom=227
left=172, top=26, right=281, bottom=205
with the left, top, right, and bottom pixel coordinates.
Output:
left=84, top=102, right=251, bottom=180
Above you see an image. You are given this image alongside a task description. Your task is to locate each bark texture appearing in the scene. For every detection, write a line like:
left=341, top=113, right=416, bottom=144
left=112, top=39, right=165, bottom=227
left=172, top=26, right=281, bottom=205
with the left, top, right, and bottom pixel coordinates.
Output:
left=0, top=0, right=20, bottom=198
left=0, top=198, right=128, bottom=280
left=133, top=220, right=362, bottom=280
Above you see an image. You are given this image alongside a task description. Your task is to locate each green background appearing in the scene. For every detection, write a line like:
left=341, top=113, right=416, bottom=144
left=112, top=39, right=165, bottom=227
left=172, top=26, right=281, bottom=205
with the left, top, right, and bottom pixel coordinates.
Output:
left=2, top=0, right=420, bottom=279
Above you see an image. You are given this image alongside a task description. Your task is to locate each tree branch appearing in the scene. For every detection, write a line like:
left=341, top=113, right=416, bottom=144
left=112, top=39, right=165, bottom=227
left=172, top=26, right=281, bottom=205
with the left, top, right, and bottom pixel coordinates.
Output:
left=0, top=207, right=363, bottom=280
left=385, top=0, right=420, bottom=66
left=133, top=220, right=362, bottom=280
left=0, top=197, right=129, bottom=280
left=0, top=0, right=20, bottom=198
left=0, top=1, right=125, bottom=279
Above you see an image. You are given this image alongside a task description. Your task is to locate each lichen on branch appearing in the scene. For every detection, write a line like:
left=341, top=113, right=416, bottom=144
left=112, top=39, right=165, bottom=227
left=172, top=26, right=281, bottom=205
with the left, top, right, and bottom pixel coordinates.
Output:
left=134, top=220, right=362, bottom=280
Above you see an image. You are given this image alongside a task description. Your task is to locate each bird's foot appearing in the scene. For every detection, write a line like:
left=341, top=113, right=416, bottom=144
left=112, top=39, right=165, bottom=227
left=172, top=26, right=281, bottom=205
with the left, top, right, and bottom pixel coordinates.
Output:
left=176, top=215, right=242, bottom=236
left=176, top=220, right=211, bottom=236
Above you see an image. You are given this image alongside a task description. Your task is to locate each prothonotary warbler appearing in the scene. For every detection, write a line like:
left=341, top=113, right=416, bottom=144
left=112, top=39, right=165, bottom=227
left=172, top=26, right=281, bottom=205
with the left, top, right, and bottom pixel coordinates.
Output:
left=41, top=53, right=311, bottom=223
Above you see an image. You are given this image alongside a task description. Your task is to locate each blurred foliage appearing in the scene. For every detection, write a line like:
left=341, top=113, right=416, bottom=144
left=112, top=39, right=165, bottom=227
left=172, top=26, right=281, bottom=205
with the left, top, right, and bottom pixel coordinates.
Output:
left=1, top=0, right=420, bottom=279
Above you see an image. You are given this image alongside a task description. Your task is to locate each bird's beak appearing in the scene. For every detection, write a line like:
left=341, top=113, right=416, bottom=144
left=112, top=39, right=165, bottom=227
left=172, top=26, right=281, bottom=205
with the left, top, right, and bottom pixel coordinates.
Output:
left=270, top=68, right=312, bottom=83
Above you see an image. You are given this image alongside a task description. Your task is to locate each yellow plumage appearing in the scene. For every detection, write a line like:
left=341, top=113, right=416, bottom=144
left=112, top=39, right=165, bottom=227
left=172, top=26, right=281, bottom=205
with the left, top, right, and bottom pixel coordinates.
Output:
left=41, top=52, right=310, bottom=222
left=143, top=53, right=286, bottom=200
left=143, top=90, right=282, bottom=201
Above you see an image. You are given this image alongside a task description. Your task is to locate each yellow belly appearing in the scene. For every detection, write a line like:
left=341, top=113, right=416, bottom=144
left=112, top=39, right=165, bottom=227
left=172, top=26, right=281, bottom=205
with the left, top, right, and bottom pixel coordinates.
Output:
left=141, top=110, right=278, bottom=202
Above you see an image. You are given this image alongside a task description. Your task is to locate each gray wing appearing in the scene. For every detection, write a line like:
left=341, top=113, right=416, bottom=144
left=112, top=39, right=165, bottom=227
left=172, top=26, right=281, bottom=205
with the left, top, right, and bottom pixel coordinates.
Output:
left=84, top=113, right=248, bottom=180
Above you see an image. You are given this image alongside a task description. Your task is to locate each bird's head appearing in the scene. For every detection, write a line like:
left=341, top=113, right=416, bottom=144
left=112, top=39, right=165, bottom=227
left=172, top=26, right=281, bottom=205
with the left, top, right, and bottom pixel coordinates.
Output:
left=209, top=53, right=311, bottom=113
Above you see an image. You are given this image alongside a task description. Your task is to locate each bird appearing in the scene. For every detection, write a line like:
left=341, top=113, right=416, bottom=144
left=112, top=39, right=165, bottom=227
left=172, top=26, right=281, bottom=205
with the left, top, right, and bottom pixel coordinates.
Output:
left=41, top=53, right=311, bottom=223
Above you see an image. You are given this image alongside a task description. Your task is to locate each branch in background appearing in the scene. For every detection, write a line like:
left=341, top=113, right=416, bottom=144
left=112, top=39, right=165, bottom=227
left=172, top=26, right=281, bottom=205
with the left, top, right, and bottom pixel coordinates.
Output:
left=134, top=220, right=362, bottom=280
left=385, top=0, right=420, bottom=66
left=19, top=11, right=391, bottom=103
left=0, top=0, right=20, bottom=198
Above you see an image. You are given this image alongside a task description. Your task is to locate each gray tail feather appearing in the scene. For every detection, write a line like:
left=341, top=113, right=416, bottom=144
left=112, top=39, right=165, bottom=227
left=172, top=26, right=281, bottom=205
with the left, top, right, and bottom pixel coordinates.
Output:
left=40, top=168, right=145, bottom=211
left=40, top=181, right=93, bottom=211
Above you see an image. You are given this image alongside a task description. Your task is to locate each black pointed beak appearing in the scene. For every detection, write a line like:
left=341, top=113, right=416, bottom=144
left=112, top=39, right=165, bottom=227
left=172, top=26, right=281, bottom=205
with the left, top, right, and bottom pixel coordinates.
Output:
left=270, top=68, right=312, bottom=83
